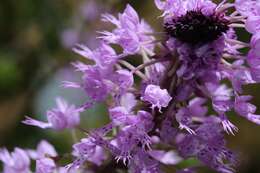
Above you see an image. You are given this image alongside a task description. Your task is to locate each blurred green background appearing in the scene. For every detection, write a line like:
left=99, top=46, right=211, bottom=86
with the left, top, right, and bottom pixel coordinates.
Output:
left=0, top=0, right=259, bottom=172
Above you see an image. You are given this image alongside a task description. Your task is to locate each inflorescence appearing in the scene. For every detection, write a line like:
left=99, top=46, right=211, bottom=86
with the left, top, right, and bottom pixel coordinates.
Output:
left=1, top=0, right=260, bottom=173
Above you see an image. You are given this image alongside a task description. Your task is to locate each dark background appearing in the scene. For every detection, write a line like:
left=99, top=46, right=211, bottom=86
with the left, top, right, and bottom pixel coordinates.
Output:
left=0, top=0, right=259, bottom=172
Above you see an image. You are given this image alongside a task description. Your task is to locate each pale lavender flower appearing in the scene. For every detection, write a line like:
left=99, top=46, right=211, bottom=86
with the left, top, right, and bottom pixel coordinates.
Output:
left=80, top=66, right=111, bottom=102
left=0, top=148, right=30, bottom=173
left=73, top=42, right=117, bottom=70
left=206, top=84, right=233, bottom=114
left=112, top=69, right=134, bottom=90
left=141, top=84, right=172, bottom=111
left=29, top=141, right=60, bottom=173
left=147, top=61, right=168, bottom=85
left=120, top=92, right=137, bottom=112
left=27, top=140, right=57, bottom=159
left=23, top=97, right=80, bottom=130
left=245, top=16, right=260, bottom=34
left=235, top=95, right=260, bottom=125
left=109, top=106, right=136, bottom=126
left=64, top=42, right=120, bottom=103
left=248, top=48, right=260, bottom=82
left=36, top=158, right=56, bottom=173
left=250, top=33, right=260, bottom=57
left=100, top=4, right=155, bottom=55
left=70, top=137, right=107, bottom=168
left=235, top=0, right=260, bottom=17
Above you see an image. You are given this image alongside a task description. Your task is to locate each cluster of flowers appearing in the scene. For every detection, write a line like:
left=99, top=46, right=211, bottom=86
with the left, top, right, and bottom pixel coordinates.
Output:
left=1, top=0, right=260, bottom=172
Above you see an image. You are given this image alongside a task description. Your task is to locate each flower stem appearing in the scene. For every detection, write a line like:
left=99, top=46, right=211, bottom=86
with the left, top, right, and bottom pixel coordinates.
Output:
left=118, top=60, right=147, bottom=80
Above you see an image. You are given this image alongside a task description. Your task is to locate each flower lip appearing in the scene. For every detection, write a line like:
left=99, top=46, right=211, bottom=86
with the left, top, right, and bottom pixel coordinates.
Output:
left=164, top=10, right=229, bottom=45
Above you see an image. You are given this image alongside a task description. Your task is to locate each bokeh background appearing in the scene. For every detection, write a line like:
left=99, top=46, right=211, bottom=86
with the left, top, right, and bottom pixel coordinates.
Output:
left=0, top=0, right=259, bottom=172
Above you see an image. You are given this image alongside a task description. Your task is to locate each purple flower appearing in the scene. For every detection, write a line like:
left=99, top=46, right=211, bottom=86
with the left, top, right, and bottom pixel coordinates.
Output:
left=155, top=0, right=217, bottom=19
left=36, top=158, right=56, bottom=173
left=137, top=110, right=154, bottom=132
left=245, top=16, right=260, bottom=34
left=141, top=84, right=172, bottom=111
left=64, top=42, right=122, bottom=102
left=100, top=4, right=155, bottom=55
left=188, top=97, right=208, bottom=117
left=112, top=69, right=134, bottom=90
left=250, top=33, right=260, bottom=57
left=32, top=141, right=59, bottom=173
left=235, top=95, right=260, bottom=125
left=206, top=84, right=233, bottom=113
left=147, top=61, right=168, bottom=85
left=120, top=93, right=137, bottom=112
left=108, top=109, right=153, bottom=153
left=0, top=148, right=30, bottom=173
left=71, top=137, right=106, bottom=168
left=73, top=42, right=117, bottom=70
left=81, top=66, right=111, bottom=101
left=27, top=140, right=57, bottom=159
left=177, top=121, right=236, bottom=173
left=109, top=106, right=137, bottom=126
left=247, top=34, right=260, bottom=83
left=128, top=148, right=161, bottom=173
left=175, top=97, right=208, bottom=134
left=176, top=108, right=196, bottom=134
left=235, top=0, right=260, bottom=17
left=23, top=97, right=80, bottom=130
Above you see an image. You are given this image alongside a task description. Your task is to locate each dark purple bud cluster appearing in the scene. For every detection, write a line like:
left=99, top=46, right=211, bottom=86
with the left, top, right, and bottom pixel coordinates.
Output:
left=165, top=11, right=229, bottom=44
